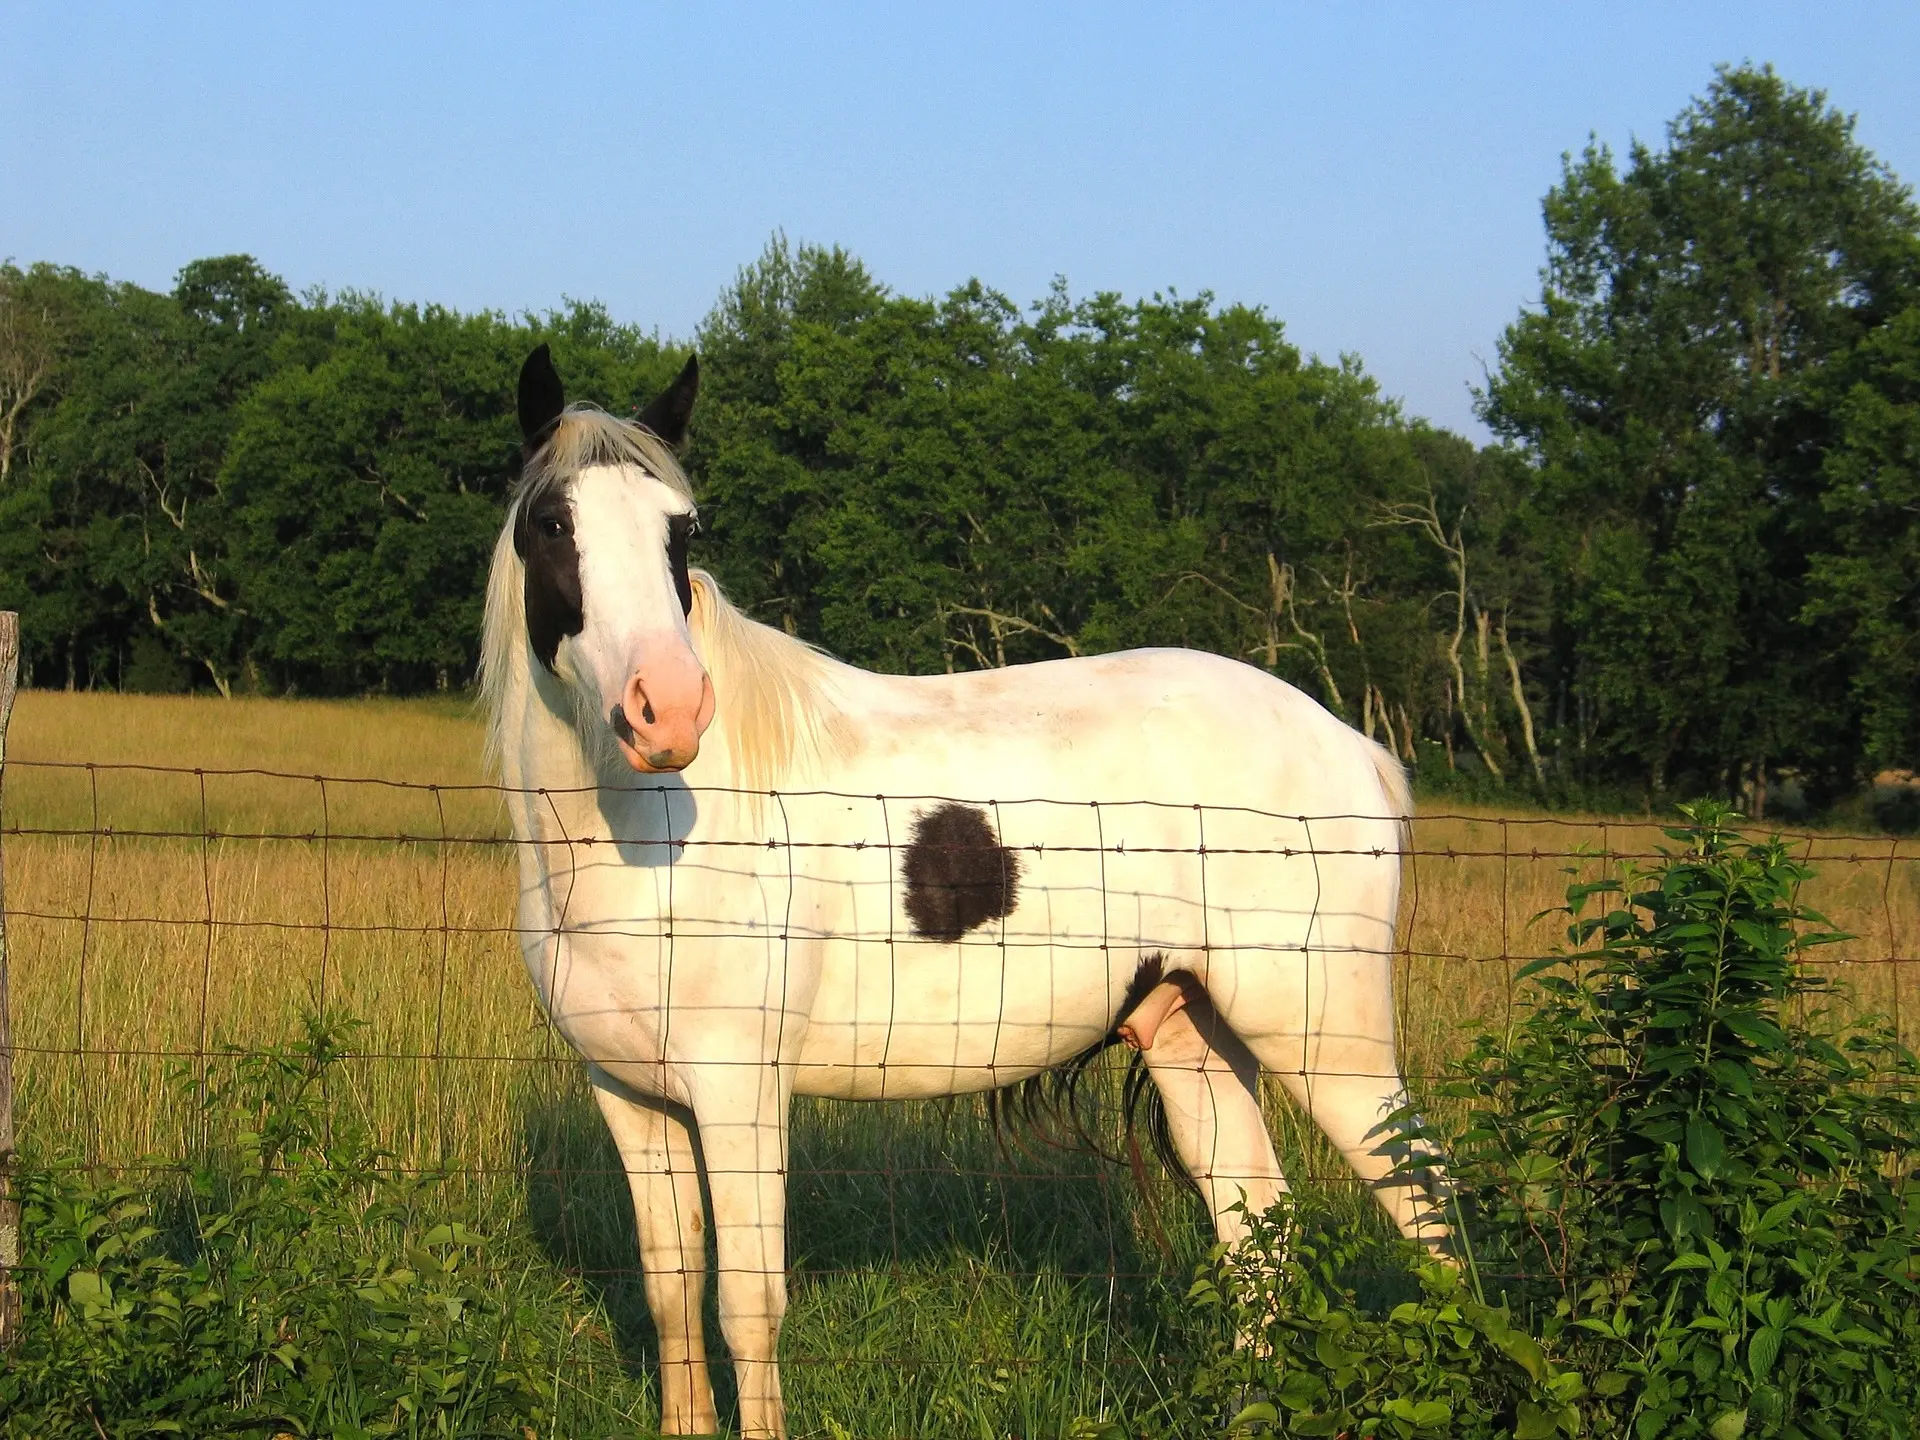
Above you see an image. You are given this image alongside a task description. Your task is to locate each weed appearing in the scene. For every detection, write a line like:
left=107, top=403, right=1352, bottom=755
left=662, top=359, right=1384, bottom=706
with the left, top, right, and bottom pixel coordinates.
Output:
left=1, top=1014, right=652, bottom=1439
left=1141, top=805, right=1920, bottom=1438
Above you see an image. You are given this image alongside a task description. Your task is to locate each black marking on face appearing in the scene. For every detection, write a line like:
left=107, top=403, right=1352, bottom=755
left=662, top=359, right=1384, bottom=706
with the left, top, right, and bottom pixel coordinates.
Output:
left=514, top=485, right=582, bottom=670
left=901, top=803, right=1022, bottom=943
left=667, top=512, right=696, bottom=616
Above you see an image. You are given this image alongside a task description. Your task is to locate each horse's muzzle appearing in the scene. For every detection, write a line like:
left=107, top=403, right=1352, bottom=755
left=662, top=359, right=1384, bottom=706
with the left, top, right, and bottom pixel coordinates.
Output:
left=611, top=659, right=715, bottom=773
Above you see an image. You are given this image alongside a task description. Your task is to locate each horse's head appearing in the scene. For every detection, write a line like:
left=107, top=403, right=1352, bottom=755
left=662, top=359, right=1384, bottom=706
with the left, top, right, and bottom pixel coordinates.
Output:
left=511, top=344, right=715, bottom=773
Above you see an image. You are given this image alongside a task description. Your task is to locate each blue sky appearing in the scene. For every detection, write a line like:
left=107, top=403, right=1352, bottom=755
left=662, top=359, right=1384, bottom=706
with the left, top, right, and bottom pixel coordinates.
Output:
left=4, top=3, right=1916, bottom=437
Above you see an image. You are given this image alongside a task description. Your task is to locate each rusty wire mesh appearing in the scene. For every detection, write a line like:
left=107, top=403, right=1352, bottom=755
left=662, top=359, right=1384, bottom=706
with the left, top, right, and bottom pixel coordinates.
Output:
left=3, top=757, right=1916, bottom=1418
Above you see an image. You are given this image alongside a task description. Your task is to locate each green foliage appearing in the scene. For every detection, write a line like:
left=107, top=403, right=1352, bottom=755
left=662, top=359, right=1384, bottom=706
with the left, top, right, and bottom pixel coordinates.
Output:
left=1804, top=304, right=1920, bottom=771
left=0, top=261, right=675, bottom=696
left=6, top=60, right=1920, bottom=800
left=1482, top=64, right=1920, bottom=800
left=1432, top=804, right=1920, bottom=1436
left=217, top=297, right=528, bottom=693
left=1103, top=807, right=1920, bottom=1439
left=691, top=237, right=1446, bottom=695
left=1, top=1015, right=576, bottom=1438
left=1178, top=1196, right=1582, bottom=1438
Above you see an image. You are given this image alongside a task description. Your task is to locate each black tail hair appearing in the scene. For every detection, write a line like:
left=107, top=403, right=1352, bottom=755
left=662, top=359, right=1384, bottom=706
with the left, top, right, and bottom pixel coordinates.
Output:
left=983, top=953, right=1201, bottom=1200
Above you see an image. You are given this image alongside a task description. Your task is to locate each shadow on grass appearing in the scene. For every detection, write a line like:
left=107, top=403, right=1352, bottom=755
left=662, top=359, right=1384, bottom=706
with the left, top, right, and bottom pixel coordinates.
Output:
left=514, top=1059, right=1214, bottom=1434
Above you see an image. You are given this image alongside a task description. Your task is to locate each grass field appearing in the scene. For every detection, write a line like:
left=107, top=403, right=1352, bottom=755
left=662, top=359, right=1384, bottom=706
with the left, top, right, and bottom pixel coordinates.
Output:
left=5, top=690, right=1917, bottom=1437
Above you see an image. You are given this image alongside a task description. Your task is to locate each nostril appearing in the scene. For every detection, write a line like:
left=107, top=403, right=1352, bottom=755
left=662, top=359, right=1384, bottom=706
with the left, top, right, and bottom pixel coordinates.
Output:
left=608, top=704, right=635, bottom=744
left=641, top=698, right=656, bottom=725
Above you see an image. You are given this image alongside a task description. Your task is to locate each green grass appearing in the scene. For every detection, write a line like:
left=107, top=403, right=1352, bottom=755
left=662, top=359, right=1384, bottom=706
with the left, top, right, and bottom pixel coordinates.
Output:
left=5, top=690, right=1917, bottom=1437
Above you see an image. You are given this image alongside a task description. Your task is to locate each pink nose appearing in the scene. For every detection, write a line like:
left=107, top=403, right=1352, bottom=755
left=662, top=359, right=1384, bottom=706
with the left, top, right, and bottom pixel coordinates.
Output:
left=612, top=660, right=715, bottom=772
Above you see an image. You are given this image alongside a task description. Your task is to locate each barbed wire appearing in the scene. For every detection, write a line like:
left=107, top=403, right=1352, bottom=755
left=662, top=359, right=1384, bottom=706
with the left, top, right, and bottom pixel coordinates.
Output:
left=4, top=757, right=1915, bottom=1424
left=8, top=765, right=1915, bottom=1101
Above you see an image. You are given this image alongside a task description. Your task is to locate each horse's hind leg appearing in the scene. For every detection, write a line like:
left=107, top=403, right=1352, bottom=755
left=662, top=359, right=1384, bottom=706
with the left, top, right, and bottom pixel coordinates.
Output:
left=589, top=1068, right=718, bottom=1436
left=1239, top=972, right=1452, bottom=1255
left=1268, top=1063, right=1450, bottom=1253
left=1136, top=984, right=1289, bottom=1246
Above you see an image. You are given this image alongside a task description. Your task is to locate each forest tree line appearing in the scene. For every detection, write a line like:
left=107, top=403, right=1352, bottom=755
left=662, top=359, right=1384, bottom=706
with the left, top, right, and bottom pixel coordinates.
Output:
left=2, top=66, right=1917, bottom=812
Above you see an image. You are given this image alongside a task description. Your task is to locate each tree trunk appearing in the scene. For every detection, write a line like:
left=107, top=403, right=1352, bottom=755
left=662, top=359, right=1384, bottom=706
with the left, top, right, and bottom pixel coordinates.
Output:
left=1649, top=725, right=1682, bottom=810
left=200, top=659, right=232, bottom=700
left=1454, top=605, right=1504, bottom=781
left=1498, top=616, right=1545, bottom=785
left=1268, top=554, right=1344, bottom=714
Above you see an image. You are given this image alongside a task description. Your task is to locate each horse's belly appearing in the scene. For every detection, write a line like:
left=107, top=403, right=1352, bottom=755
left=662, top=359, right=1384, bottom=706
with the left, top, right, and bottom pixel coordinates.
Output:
left=788, top=941, right=1121, bottom=1100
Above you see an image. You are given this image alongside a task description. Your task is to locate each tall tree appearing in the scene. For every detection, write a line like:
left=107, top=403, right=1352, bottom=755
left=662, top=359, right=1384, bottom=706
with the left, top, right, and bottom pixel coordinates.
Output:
left=690, top=234, right=892, bottom=641
left=1482, top=64, right=1920, bottom=801
left=1804, top=305, right=1920, bottom=773
left=0, top=264, right=63, bottom=485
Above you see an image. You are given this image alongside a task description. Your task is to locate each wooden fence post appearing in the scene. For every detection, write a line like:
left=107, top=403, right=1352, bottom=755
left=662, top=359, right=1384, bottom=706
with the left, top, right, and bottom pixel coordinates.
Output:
left=0, top=611, right=18, bottom=1350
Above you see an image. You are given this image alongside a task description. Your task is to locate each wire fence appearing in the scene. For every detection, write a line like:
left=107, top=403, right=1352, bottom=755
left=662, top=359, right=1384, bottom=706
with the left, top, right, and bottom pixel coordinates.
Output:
left=3, top=753, right=1917, bottom=1424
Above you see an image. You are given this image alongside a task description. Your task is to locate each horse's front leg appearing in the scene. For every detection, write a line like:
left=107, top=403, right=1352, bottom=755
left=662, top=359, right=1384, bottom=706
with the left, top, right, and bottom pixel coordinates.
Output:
left=689, top=1064, right=793, bottom=1440
left=589, top=1068, right=719, bottom=1436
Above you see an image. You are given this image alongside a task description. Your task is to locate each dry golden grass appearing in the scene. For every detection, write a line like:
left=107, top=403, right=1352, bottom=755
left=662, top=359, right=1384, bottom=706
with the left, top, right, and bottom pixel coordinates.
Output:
left=7, top=689, right=503, bottom=839
left=4, top=690, right=1916, bottom=1186
left=6, top=691, right=536, bottom=1191
left=1391, top=811, right=1920, bottom=1094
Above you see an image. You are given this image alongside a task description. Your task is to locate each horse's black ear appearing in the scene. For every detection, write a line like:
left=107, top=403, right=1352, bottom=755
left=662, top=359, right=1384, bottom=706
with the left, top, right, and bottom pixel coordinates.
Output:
left=517, top=344, right=566, bottom=452
left=636, top=354, right=699, bottom=448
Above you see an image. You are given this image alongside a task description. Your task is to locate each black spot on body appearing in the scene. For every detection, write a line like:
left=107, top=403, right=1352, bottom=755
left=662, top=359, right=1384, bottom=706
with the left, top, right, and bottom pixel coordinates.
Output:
left=901, top=803, right=1021, bottom=942
left=515, top=488, right=582, bottom=670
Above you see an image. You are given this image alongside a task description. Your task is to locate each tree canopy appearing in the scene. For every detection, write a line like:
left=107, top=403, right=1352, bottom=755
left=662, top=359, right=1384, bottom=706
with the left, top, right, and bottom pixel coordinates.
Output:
left=1481, top=63, right=1920, bottom=804
left=3, top=66, right=1916, bottom=815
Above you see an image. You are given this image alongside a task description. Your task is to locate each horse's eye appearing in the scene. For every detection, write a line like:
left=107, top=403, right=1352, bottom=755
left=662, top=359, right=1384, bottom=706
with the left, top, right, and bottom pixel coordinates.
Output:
left=539, top=516, right=565, bottom=540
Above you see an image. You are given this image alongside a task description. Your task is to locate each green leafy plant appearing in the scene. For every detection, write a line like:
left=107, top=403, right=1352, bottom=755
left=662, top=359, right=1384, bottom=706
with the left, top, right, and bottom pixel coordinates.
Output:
left=1179, top=1195, right=1584, bottom=1438
left=1136, top=806, right=1920, bottom=1440
left=1, top=1014, right=562, bottom=1438
left=1433, top=803, right=1920, bottom=1437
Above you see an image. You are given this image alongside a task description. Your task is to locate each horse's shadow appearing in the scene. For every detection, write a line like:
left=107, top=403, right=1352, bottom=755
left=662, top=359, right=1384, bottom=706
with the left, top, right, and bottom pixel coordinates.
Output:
left=518, top=1065, right=1204, bottom=1414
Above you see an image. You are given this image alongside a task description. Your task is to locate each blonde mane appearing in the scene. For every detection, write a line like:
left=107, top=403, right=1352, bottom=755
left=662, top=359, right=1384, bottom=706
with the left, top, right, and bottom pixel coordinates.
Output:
left=523, top=404, right=696, bottom=505
left=479, top=405, right=842, bottom=793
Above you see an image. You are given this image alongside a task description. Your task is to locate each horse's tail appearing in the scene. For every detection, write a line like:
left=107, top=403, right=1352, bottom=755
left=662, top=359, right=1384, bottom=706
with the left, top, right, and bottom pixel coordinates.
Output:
left=984, top=1038, right=1198, bottom=1210
left=985, top=956, right=1198, bottom=1203
left=1365, top=734, right=1414, bottom=846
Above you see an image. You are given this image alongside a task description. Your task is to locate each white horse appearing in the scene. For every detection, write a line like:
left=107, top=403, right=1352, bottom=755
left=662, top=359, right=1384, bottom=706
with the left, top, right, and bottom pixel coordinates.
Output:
left=481, top=346, right=1445, bottom=1438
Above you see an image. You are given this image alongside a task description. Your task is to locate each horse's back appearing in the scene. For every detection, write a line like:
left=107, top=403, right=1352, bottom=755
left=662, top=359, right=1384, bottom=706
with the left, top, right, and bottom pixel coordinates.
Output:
left=838, top=645, right=1397, bottom=826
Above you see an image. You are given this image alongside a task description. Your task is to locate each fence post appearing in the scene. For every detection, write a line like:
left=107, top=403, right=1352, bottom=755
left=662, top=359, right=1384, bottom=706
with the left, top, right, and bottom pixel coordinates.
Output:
left=0, top=611, right=17, bottom=1350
